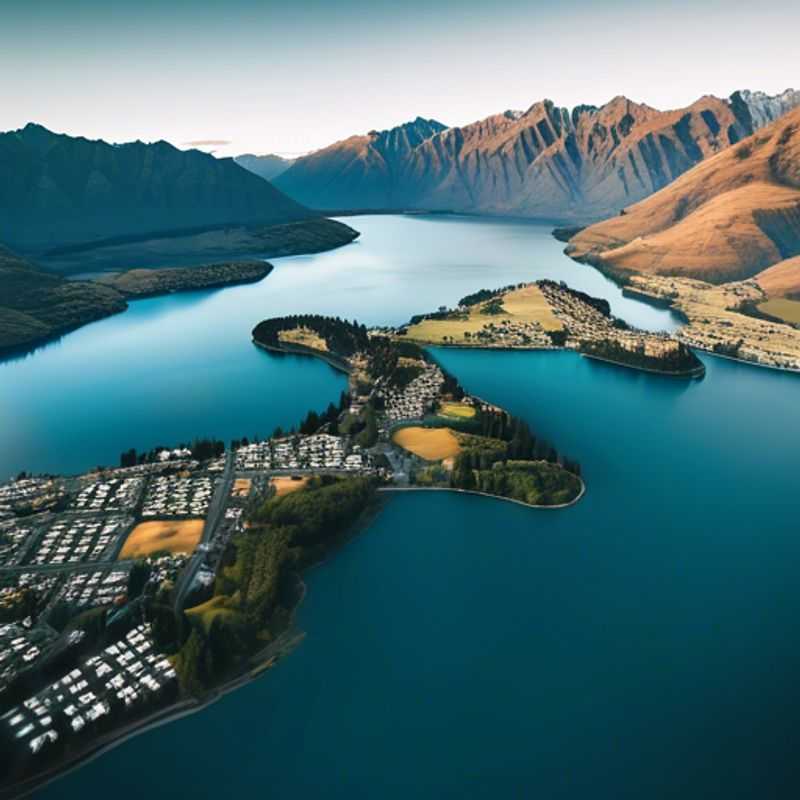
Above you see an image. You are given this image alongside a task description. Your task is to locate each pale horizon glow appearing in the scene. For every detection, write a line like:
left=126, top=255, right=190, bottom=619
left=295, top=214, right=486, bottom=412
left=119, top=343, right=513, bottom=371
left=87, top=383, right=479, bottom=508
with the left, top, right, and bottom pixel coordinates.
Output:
left=1, top=0, right=797, bottom=157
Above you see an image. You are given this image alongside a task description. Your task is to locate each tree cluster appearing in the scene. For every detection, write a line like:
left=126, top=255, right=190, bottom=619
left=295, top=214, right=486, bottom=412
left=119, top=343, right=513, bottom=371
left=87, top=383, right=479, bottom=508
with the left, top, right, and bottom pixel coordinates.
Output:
left=252, top=314, right=370, bottom=357
left=169, top=477, right=377, bottom=698
left=581, top=337, right=702, bottom=373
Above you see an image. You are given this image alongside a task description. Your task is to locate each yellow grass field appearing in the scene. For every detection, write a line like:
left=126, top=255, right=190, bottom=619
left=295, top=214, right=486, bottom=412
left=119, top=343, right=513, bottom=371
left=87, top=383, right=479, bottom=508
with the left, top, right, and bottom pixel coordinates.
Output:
left=399, top=283, right=563, bottom=344
left=392, top=427, right=462, bottom=460
left=439, top=401, right=476, bottom=419
left=501, top=284, right=563, bottom=330
left=118, top=519, right=204, bottom=559
left=758, top=298, right=800, bottom=325
left=186, top=595, right=238, bottom=634
left=231, top=478, right=251, bottom=497
left=271, top=476, right=311, bottom=496
left=278, top=327, right=328, bottom=351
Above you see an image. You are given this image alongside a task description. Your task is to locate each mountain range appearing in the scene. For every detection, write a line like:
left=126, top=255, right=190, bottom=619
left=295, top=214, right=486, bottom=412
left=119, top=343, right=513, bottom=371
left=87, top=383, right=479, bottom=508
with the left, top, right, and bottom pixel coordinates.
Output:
left=266, top=89, right=800, bottom=222
left=567, top=105, right=800, bottom=286
left=234, top=153, right=295, bottom=182
left=0, top=124, right=311, bottom=253
left=273, top=117, right=447, bottom=209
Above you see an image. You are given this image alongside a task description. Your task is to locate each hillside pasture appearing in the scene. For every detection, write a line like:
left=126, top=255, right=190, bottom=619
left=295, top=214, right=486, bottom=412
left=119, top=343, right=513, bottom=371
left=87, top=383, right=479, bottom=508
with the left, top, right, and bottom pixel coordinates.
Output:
left=398, top=283, right=563, bottom=344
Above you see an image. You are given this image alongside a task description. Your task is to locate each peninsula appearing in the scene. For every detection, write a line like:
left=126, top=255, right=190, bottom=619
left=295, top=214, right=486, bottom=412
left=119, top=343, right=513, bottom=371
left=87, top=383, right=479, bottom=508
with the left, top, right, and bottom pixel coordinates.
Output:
left=394, top=280, right=705, bottom=377
left=96, top=261, right=273, bottom=299
left=0, top=314, right=582, bottom=799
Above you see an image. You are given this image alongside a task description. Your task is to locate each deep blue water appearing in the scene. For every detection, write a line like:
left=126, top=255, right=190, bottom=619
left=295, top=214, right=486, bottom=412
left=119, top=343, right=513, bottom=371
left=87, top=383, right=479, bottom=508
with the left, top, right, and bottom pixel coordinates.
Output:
left=0, top=215, right=677, bottom=479
left=3, top=215, right=799, bottom=798
left=39, top=351, right=800, bottom=800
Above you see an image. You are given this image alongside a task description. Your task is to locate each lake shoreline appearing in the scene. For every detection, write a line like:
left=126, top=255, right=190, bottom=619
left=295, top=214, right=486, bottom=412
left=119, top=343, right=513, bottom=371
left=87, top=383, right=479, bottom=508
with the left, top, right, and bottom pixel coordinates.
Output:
left=252, top=339, right=353, bottom=374
left=0, top=627, right=304, bottom=800
left=0, top=222, right=359, bottom=362
left=559, top=237, right=800, bottom=377
left=581, top=352, right=706, bottom=379
left=378, top=480, right=586, bottom=510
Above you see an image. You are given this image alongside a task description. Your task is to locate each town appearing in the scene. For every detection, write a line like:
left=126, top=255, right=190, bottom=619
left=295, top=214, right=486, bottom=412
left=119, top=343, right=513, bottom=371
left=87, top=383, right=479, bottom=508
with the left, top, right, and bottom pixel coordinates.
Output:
left=0, top=386, right=418, bottom=775
left=623, top=273, right=800, bottom=372
left=0, top=311, right=584, bottom=796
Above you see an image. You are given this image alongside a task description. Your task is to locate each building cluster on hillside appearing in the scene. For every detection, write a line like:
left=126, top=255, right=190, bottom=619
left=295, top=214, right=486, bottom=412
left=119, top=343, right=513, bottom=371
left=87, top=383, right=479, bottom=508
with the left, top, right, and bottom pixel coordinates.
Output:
left=58, top=567, right=131, bottom=612
left=112, top=459, right=199, bottom=477
left=623, top=276, right=800, bottom=370
left=540, top=281, right=680, bottom=355
left=0, top=573, right=61, bottom=622
left=465, top=318, right=554, bottom=348
left=0, top=520, right=35, bottom=567
left=24, top=515, right=129, bottom=566
left=378, top=363, right=445, bottom=424
left=141, top=475, right=214, bottom=518
left=146, top=553, right=189, bottom=587
left=207, top=456, right=226, bottom=473
left=677, top=326, right=800, bottom=371
left=0, top=624, right=59, bottom=693
left=236, top=434, right=370, bottom=473
left=71, top=477, right=144, bottom=513
left=1, top=623, right=176, bottom=757
left=156, top=447, right=193, bottom=462
left=0, top=480, right=47, bottom=509
left=0, top=478, right=64, bottom=521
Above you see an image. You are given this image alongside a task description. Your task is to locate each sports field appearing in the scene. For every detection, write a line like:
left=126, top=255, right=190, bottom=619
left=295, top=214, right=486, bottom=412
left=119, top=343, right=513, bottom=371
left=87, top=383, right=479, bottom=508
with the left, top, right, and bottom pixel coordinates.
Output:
left=392, top=427, right=462, bottom=460
left=118, top=519, right=204, bottom=559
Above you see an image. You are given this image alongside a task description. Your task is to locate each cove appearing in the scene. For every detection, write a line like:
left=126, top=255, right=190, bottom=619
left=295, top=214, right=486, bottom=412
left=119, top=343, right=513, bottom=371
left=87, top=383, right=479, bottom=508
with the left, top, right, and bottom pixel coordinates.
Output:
left=39, top=350, right=800, bottom=800
left=0, top=214, right=678, bottom=480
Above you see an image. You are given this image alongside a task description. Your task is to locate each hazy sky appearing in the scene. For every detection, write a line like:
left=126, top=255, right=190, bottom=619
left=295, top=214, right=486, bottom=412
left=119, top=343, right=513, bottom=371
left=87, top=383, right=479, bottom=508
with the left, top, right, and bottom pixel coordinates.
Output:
left=1, top=0, right=797, bottom=156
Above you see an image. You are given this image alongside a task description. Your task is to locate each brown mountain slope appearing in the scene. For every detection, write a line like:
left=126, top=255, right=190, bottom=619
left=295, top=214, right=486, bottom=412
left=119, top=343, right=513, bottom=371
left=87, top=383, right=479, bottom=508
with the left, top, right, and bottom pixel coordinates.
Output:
left=275, top=90, right=800, bottom=220
left=402, top=95, right=754, bottom=220
left=567, top=106, right=800, bottom=283
left=756, top=256, right=800, bottom=298
left=274, top=118, right=447, bottom=208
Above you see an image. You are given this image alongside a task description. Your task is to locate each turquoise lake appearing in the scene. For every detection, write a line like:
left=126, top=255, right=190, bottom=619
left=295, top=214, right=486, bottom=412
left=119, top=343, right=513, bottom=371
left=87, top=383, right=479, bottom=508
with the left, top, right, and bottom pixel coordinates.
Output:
left=2, top=215, right=799, bottom=798
left=0, top=215, right=677, bottom=480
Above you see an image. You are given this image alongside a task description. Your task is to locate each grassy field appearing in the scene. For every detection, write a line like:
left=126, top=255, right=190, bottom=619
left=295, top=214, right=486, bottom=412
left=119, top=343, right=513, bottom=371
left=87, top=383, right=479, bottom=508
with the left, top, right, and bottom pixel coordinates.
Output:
left=502, top=284, right=563, bottom=329
left=271, top=476, right=311, bottom=496
left=118, top=519, right=204, bottom=559
left=231, top=478, right=251, bottom=498
left=438, top=401, right=476, bottom=419
left=758, top=298, right=800, bottom=324
left=278, top=327, right=328, bottom=351
left=399, top=284, right=563, bottom=344
left=392, top=427, right=462, bottom=460
left=185, top=595, right=239, bottom=634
